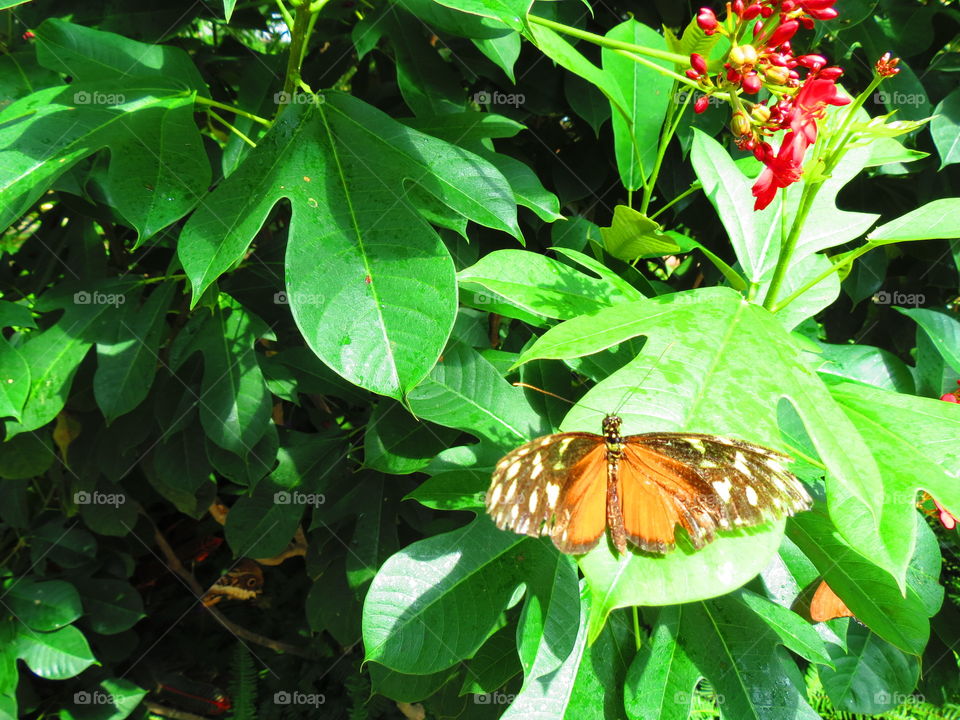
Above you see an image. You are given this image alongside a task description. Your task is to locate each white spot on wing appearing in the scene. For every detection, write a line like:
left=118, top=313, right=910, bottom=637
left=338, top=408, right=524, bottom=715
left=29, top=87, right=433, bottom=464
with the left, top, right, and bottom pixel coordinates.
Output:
left=688, top=438, right=706, bottom=454
left=505, top=462, right=521, bottom=480
left=488, top=484, right=503, bottom=507
left=545, top=483, right=560, bottom=507
left=733, top=452, right=751, bottom=476
left=746, top=486, right=759, bottom=506
left=504, top=480, right=518, bottom=502
left=713, top=479, right=732, bottom=502
left=528, top=489, right=539, bottom=513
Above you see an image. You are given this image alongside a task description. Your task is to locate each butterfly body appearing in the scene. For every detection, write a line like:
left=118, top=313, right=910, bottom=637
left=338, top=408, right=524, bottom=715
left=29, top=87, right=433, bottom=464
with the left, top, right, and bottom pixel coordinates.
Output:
left=487, top=414, right=812, bottom=555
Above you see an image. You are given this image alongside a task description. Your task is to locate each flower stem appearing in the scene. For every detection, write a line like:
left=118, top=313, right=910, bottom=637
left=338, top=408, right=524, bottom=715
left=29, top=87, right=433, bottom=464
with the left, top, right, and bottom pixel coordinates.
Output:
left=526, top=15, right=689, bottom=65
left=770, top=243, right=876, bottom=312
left=761, top=180, right=820, bottom=310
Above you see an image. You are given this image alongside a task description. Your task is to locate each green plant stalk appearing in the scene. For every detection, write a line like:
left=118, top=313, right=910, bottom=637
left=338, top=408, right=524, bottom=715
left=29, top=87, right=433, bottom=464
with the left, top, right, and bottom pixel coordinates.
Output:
left=761, top=179, right=820, bottom=310
left=649, top=183, right=701, bottom=219
left=765, top=75, right=886, bottom=311
left=527, top=15, right=688, bottom=65
left=641, top=82, right=690, bottom=215
left=207, top=108, right=257, bottom=147
left=279, top=3, right=316, bottom=112
left=194, top=95, right=271, bottom=127
left=770, top=243, right=877, bottom=312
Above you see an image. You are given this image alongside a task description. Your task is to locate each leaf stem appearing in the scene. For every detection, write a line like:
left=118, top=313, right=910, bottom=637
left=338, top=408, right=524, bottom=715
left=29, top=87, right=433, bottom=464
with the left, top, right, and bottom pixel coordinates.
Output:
left=641, top=82, right=690, bottom=215
left=194, top=95, right=272, bottom=127
left=770, top=243, right=876, bottom=312
left=279, top=2, right=318, bottom=116
left=527, top=15, right=689, bottom=66
left=649, top=183, right=701, bottom=220
left=207, top=108, right=257, bottom=147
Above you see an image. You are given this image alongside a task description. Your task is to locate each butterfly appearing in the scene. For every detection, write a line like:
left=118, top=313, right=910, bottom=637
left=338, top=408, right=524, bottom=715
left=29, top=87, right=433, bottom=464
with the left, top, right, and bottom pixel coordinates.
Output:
left=809, top=580, right=856, bottom=622
left=486, top=413, right=812, bottom=555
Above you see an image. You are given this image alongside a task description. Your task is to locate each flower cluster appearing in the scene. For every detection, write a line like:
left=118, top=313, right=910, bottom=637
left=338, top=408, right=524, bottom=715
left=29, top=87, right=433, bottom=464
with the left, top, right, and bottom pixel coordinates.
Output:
left=687, top=1, right=852, bottom=209
left=930, top=380, right=960, bottom=530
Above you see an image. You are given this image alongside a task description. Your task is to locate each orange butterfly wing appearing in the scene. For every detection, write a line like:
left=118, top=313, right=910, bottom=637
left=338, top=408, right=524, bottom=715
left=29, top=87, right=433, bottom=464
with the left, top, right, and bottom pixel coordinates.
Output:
left=619, top=433, right=811, bottom=552
left=486, top=434, right=608, bottom=554
left=810, top=580, right=855, bottom=622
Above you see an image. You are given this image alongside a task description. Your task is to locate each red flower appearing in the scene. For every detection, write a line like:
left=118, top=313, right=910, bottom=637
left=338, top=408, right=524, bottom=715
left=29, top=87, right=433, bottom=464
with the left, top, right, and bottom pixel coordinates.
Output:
left=752, top=69, right=849, bottom=210
left=933, top=497, right=957, bottom=531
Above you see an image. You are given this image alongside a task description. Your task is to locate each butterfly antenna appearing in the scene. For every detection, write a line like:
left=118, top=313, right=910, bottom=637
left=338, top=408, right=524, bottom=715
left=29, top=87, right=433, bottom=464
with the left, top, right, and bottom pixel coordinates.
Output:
left=610, top=340, right=677, bottom=417
left=513, top=383, right=577, bottom=405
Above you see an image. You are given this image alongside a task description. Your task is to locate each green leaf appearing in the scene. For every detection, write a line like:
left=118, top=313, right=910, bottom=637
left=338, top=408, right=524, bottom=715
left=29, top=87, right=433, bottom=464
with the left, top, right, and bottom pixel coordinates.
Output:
left=172, top=297, right=272, bottom=456
left=364, top=399, right=459, bottom=474
left=814, top=342, right=914, bottom=393
left=34, top=18, right=205, bottom=91
left=179, top=95, right=518, bottom=399
left=827, top=381, right=959, bottom=592
left=600, top=205, right=680, bottom=261
left=0, top=339, right=29, bottom=421
left=94, top=282, right=176, bottom=423
left=677, top=597, right=821, bottom=720
left=819, top=625, right=919, bottom=715
left=931, top=86, right=960, bottom=169
left=579, top=520, right=788, bottom=642
left=458, top=249, right=636, bottom=321
left=429, top=0, right=531, bottom=32
left=362, top=516, right=533, bottom=673
left=224, top=478, right=306, bottom=559
left=736, top=588, right=833, bottom=666
left=4, top=282, right=135, bottom=438
left=405, top=469, right=487, bottom=510
left=368, top=663, right=458, bottom=702
left=150, top=425, right=214, bottom=517
left=566, top=611, right=634, bottom=719
left=473, top=32, right=521, bottom=82
left=3, top=579, right=82, bottom=631
left=0, top=84, right=207, bottom=235
left=624, top=606, right=699, bottom=720
left=516, top=551, right=580, bottom=683
left=407, top=341, right=543, bottom=447
left=787, top=509, right=931, bottom=656
left=690, top=130, right=769, bottom=283
left=62, top=678, right=147, bottom=720
left=602, top=20, right=674, bottom=189
left=15, top=625, right=97, bottom=680
left=499, top=586, right=591, bottom=720
left=895, top=307, right=960, bottom=373
left=0, top=430, right=53, bottom=480
left=460, top=619, right=521, bottom=694
left=528, top=23, right=627, bottom=121
left=866, top=198, right=960, bottom=243
left=72, top=579, right=145, bottom=635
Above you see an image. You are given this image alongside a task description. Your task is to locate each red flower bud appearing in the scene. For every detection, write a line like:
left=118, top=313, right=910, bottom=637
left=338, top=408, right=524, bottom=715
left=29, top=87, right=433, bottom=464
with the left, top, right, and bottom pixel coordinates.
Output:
left=753, top=19, right=764, bottom=36
left=686, top=68, right=701, bottom=80
left=733, top=0, right=744, bottom=16
left=819, top=66, right=844, bottom=80
left=876, top=52, right=901, bottom=78
left=760, top=5, right=774, bottom=17
left=697, top=7, right=719, bottom=34
left=742, top=72, right=763, bottom=94
left=781, top=0, right=796, bottom=10
left=796, top=54, right=827, bottom=70
left=695, top=95, right=710, bottom=113
left=690, top=53, right=708, bottom=75
left=941, top=393, right=960, bottom=403
left=743, top=3, right=762, bottom=20
left=767, top=20, right=799, bottom=48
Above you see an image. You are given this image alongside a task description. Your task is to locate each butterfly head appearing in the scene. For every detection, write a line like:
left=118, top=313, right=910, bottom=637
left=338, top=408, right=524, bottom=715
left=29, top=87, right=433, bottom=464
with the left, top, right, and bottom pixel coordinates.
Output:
left=601, top=414, right=622, bottom=441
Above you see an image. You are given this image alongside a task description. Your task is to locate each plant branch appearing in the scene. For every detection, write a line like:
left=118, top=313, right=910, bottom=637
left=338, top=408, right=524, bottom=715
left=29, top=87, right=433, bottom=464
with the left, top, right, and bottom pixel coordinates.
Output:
left=527, top=15, right=688, bottom=65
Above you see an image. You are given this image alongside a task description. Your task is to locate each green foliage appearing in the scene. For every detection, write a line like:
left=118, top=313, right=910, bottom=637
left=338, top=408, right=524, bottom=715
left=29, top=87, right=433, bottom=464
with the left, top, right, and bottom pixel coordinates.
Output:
left=1, top=1, right=959, bottom=719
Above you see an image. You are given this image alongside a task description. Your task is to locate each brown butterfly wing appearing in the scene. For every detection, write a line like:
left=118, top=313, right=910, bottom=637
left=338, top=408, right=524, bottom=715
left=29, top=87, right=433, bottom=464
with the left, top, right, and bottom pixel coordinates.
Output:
left=810, top=580, right=855, bottom=622
left=486, top=433, right=608, bottom=554
left=619, top=433, right=812, bottom=551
